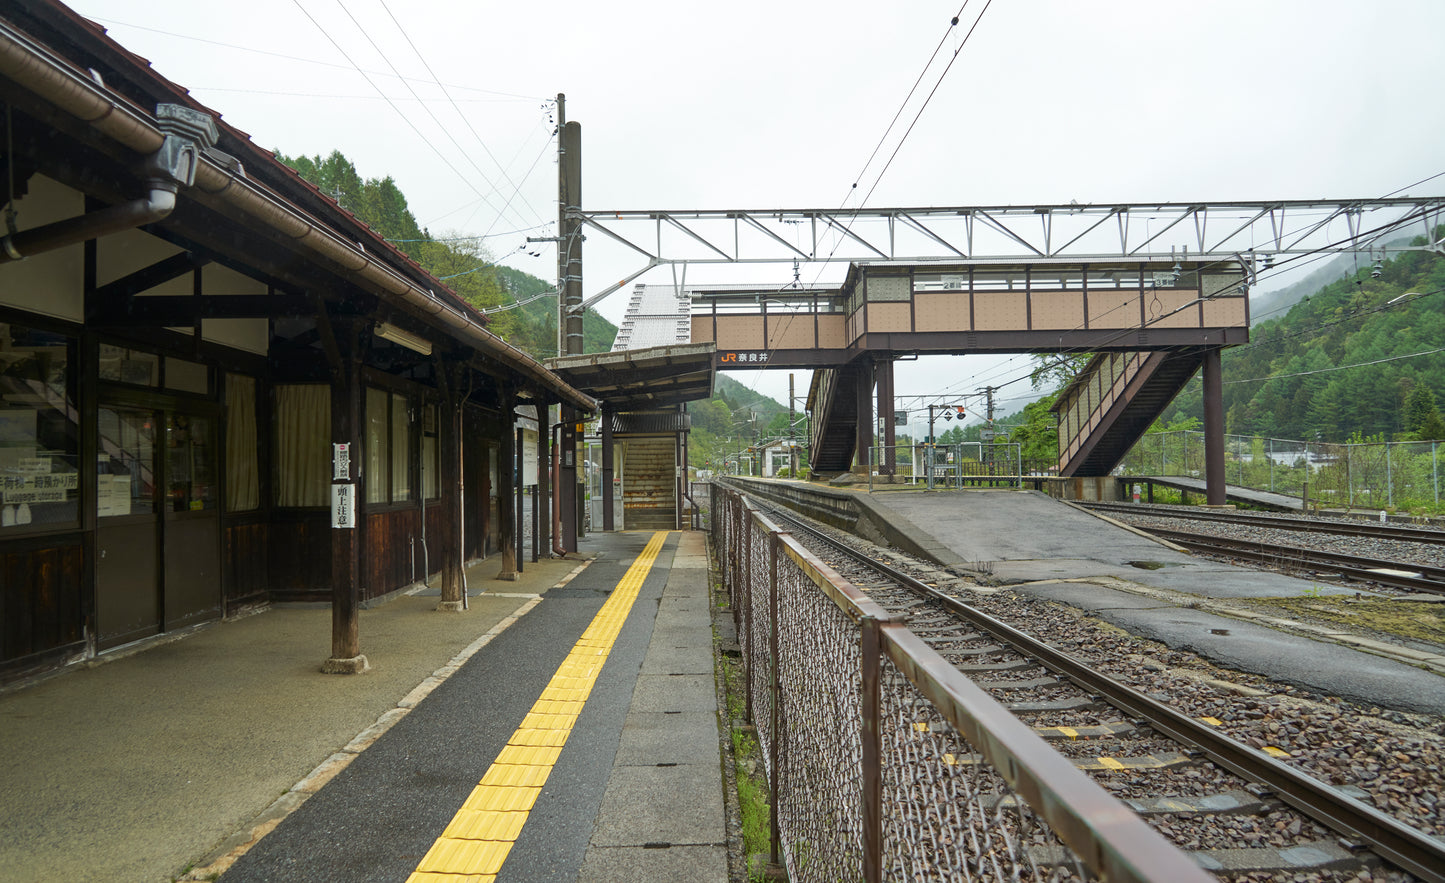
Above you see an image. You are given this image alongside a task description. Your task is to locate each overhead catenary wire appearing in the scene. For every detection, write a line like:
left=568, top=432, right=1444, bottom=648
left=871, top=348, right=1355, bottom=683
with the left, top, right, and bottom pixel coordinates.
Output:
left=288, top=0, right=500, bottom=215
left=324, top=0, right=535, bottom=234
left=741, top=3, right=995, bottom=404
left=87, top=16, right=545, bottom=101
left=375, top=0, right=549, bottom=233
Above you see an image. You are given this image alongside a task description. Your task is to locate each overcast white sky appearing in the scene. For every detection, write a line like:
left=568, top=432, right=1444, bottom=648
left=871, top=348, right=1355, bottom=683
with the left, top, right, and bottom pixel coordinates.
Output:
left=64, top=0, right=1445, bottom=423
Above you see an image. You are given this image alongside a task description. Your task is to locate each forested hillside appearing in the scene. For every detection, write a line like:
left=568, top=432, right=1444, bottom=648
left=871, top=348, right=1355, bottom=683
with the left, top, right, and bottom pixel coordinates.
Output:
left=1163, top=237, right=1445, bottom=441
left=274, top=150, right=615, bottom=359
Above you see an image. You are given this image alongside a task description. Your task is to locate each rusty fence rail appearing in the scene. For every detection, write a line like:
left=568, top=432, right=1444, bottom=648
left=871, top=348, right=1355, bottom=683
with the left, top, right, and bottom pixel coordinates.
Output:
left=710, top=481, right=1211, bottom=883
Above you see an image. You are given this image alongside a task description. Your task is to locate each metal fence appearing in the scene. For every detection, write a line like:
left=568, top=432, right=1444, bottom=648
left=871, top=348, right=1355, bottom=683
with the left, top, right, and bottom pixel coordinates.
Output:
left=710, top=481, right=1210, bottom=883
left=868, top=442, right=1025, bottom=489
left=689, top=480, right=711, bottom=531
left=1119, top=431, right=1443, bottom=511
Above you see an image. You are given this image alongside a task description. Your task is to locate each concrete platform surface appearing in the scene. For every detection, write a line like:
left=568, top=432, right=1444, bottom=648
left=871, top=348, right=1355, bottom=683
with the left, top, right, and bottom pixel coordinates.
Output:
left=860, top=489, right=1445, bottom=715
left=0, top=530, right=727, bottom=883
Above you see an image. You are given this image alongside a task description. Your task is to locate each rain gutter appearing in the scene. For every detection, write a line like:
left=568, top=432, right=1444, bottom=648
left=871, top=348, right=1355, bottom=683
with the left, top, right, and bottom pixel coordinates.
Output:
left=0, top=19, right=597, bottom=413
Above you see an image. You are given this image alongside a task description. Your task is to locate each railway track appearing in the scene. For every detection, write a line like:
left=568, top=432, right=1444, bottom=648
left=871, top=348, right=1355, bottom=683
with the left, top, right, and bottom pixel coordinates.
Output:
left=1075, top=501, right=1445, bottom=596
left=1144, top=527, right=1445, bottom=596
left=753, top=499, right=1445, bottom=883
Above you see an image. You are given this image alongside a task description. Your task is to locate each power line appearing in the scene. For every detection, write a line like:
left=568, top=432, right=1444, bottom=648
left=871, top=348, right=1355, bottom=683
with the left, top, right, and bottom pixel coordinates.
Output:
left=326, top=0, right=533, bottom=233
left=375, top=0, right=549, bottom=232
left=1226, top=345, right=1445, bottom=385
left=87, top=16, right=545, bottom=100
left=288, top=0, right=495, bottom=211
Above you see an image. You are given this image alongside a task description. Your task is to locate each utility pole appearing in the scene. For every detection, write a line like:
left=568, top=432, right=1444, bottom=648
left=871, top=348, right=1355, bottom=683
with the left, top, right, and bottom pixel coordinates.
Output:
left=555, top=93, right=584, bottom=551
left=557, top=94, right=583, bottom=357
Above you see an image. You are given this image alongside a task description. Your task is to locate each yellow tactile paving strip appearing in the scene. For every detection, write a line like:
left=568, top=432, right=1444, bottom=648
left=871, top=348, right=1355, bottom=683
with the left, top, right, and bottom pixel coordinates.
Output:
left=406, top=531, right=670, bottom=883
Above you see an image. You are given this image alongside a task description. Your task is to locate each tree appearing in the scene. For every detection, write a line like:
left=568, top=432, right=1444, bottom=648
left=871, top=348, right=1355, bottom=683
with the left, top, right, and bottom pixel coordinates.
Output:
left=1403, top=383, right=1445, bottom=440
left=1030, top=353, right=1091, bottom=392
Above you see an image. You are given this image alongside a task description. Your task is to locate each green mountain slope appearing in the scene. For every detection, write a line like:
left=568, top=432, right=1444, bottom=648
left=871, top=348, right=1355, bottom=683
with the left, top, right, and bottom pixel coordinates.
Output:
left=275, top=150, right=615, bottom=360
left=1163, top=237, right=1445, bottom=441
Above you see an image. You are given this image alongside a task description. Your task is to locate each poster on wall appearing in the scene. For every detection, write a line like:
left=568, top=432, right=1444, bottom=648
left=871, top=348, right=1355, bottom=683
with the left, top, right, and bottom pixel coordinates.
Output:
left=96, top=474, right=131, bottom=517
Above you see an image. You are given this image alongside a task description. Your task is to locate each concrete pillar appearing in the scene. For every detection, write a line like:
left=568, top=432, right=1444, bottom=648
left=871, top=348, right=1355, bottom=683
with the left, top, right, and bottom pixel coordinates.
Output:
left=324, top=318, right=368, bottom=674
left=1202, top=347, right=1226, bottom=506
left=877, top=357, right=896, bottom=476
left=854, top=359, right=874, bottom=472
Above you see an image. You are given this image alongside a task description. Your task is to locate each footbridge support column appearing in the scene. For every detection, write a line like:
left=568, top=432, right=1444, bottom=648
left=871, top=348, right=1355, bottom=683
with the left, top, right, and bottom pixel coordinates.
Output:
left=1202, top=347, right=1226, bottom=506
left=854, top=358, right=875, bottom=474
left=877, top=358, right=895, bottom=476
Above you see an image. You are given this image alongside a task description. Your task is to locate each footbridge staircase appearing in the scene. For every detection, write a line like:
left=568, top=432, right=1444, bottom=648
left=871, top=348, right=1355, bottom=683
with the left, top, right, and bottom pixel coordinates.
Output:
left=807, top=361, right=869, bottom=474
left=1053, top=349, right=1210, bottom=476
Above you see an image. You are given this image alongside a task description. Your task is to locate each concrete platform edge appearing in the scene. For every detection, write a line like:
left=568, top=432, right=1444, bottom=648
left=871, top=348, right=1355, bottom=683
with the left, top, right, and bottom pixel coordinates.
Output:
left=178, top=569, right=584, bottom=881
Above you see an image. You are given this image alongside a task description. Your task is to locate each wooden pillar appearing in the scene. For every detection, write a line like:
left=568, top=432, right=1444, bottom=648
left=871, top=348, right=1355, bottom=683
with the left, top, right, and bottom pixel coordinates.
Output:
left=560, top=405, right=579, bottom=552
left=436, top=360, right=465, bottom=610
left=1202, top=346, right=1226, bottom=506
left=323, top=317, right=368, bottom=674
left=601, top=405, right=615, bottom=531
left=536, top=404, right=551, bottom=555
left=497, top=386, right=519, bottom=579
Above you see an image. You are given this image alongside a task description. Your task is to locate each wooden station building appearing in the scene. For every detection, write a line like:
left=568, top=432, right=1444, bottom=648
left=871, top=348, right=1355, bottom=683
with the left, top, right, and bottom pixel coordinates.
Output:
left=0, top=1, right=600, bottom=683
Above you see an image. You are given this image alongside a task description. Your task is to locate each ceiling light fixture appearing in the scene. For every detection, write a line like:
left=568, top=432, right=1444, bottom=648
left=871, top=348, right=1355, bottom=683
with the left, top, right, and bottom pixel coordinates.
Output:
left=374, top=322, right=432, bottom=355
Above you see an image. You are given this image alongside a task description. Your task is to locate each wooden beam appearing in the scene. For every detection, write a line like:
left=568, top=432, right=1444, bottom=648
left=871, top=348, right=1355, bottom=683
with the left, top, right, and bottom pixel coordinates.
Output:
left=89, top=293, right=315, bottom=326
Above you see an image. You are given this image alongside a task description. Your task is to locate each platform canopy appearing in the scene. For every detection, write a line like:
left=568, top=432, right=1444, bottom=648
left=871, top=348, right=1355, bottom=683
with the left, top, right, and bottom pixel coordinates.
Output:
left=546, top=342, right=716, bottom=410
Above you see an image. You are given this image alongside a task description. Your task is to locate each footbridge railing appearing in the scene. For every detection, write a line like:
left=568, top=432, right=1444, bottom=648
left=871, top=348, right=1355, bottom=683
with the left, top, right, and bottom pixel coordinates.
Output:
left=710, top=482, right=1210, bottom=883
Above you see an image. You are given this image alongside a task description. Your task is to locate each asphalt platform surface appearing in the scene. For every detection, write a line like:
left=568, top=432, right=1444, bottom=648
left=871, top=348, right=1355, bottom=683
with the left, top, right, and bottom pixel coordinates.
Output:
left=0, top=529, right=726, bottom=883
left=865, top=488, right=1445, bottom=715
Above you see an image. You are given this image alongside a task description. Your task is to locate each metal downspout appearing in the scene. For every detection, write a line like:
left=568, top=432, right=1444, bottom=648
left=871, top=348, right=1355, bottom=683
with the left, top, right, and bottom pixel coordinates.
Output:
left=0, top=104, right=217, bottom=263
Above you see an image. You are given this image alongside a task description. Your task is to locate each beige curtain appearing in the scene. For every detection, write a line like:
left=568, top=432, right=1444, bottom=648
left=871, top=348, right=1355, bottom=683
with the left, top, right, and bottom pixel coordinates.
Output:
left=274, top=384, right=330, bottom=507
left=390, top=391, right=411, bottom=501
left=225, top=374, right=259, bottom=512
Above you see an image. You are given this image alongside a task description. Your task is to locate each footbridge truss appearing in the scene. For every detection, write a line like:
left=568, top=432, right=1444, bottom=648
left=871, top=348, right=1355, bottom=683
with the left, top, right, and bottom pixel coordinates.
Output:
left=577, top=198, right=1443, bottom=500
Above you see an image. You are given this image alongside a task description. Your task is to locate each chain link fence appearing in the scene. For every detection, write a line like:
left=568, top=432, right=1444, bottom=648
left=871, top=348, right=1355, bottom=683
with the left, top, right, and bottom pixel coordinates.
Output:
left=711, top=481, right=1211, bottom=883
left=1119, top=431, right=1443, bottom=511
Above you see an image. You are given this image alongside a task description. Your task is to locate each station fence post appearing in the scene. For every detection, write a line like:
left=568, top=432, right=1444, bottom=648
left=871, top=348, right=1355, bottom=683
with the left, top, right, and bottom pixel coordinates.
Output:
left=859, top=615, right=883, bottom=883
left=742, top=506, right=754, bottom=725
left=768, top=528, right=784, bottom=867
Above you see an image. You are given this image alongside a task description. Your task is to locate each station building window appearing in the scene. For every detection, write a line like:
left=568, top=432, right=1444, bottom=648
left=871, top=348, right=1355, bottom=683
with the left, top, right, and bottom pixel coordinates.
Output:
left=422, top=403, right=438, bottom=500
left=365, top=388, right=412, bottom=505
left=273, top=384, right=329, bottom=507
left=0, top=324, right=79, bottom=529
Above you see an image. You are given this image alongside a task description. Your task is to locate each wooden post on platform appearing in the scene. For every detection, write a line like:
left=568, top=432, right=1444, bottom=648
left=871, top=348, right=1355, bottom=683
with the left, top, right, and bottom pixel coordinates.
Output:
left=601, top=405, right=615, bottom=531
left=497, top=386, right=519, bottom=580
left=536, top=406, right=551, bottom=556
left=437, top=359, right=465, bottom=611
left=324, top=316, right=369, bottom=674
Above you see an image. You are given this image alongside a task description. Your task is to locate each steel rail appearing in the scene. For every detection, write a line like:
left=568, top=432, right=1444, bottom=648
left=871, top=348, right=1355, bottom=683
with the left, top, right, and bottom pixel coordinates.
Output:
left=1146, top=528, right=1445, bottom=595
left=1078, top=501, right=1445, bottom=546
left=757, top=501, right=1445, bottom=883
